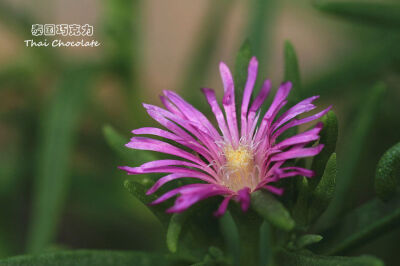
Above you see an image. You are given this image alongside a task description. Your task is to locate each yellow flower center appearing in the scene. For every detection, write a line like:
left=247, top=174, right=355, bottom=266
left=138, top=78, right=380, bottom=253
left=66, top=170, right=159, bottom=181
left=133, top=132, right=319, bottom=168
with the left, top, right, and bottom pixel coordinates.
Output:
left=221, top=145, right=259, bottom=192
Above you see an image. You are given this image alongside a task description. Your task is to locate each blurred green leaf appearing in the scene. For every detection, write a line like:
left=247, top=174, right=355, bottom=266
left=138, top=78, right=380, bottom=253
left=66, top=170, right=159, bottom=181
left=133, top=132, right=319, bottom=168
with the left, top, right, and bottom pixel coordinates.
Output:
left=247, top=0, right=277, bottom=59
left=251, top=191, right=295, bottom=231
left=27, top=66, right=94, bottom=253
left=103, top=124, right=156, bottom=163
left=375, top=142, right=400, bottom=201
left=324, top=82, right=385, bottom=222
left=167, top=212, right=188, bottom=253
left=304, top=40, right=397, bottom=97
left=284, top=40, right=302, bottom=104
left=314, top=0, right=400, bottom=28
left=296, top=234, right=323, bottom=249
left=181, top=0, right=232, bottom=105
left=308, top=153, right=336, bottom=223
left=0, top=250, right=191, bottom=266
left=234, top=40, right=253, bottom=108
left=310, top=111, right=338, bottom=190
left=276, top=249, right=383, bottom=266
left=312, top=195, right=400, bottom=255
left=124, top=180, right=170, bottom=226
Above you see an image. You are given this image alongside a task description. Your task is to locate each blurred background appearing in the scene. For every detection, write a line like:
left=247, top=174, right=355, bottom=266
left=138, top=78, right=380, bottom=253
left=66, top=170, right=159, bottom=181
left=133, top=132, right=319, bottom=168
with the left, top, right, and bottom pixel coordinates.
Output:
left=0, top=0, right=399, bottom=264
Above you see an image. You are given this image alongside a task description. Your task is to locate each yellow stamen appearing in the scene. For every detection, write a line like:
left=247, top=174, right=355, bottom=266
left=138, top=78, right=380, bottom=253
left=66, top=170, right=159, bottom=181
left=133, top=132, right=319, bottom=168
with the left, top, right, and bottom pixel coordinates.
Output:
left=222, top=145, right=258, bottom=191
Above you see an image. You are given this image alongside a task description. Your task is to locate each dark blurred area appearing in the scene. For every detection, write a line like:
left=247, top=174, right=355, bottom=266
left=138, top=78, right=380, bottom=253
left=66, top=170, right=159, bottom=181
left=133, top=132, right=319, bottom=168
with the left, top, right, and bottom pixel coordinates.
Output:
left=0, top=0, right=399, bottom=265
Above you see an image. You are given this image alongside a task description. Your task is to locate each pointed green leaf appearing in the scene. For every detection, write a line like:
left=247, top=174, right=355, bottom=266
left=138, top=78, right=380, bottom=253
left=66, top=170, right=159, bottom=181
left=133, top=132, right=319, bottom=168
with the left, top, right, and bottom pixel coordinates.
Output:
left=124, top=180, right=170, bottom=226
left=284, top=40, right=301, bottom=104
left=309, top=153, right=337, bottom=223
left=27, top=66, right=93, bottom=253
left=312, top=195, right=400, bottom=255
left=167, top=212, right=189, bottom=253
left=375, top=142, right=400, bottom=201
left=234, top=40, right=253, bottom=108
left=310, top=111, right=338, bottom=190
left=276, top=249, right=383, bottom=266
left=296, top=234, right=323, bottom=249
left=0, top=250, right=191, bottom=266
left=251, top=191, right=295, bottom=231
left=314, top=0, right=400, bottom=28
left=103, top=124, right=156, bottom=163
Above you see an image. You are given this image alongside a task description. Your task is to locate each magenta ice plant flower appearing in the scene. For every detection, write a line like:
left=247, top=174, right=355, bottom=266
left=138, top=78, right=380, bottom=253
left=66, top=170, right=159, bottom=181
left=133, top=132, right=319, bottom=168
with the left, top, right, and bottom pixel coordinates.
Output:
left=120, top=57, right=331, bottom=216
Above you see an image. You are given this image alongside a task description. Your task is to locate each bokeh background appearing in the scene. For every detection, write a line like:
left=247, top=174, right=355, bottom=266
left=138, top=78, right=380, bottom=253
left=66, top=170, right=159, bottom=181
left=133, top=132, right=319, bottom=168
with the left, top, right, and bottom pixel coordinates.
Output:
left=0, top=0, right=399, bottom=264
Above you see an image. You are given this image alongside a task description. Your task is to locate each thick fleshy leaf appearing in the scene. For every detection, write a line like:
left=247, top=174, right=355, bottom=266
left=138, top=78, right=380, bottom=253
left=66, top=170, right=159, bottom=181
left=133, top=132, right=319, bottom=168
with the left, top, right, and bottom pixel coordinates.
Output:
left=0, top=250, right=191, bottom=266
left=324, top=82, right=385, bottom=222
left=276, top=249, right=383, bottom=266
left=251, top=191, right=295, bottom=231
left=296, top=234, right=323, bottom=249
left=312, top=195, right=400, bottom=255
left=219, top=212, right=240, bottom=266
left=313, top=0, right=400, bottom=28
left=308, top=153, right=336, bottom=223
left=309, top=111, right=338, bottom=190
left=103, top=125, right=156, bottom=163
left=375, top=142, right=400, bottom=201
left=27, top=66, right=93, bottom=253
left=167, top=212, right=189, bottom=253
left=124, top=180, right=170, bottom=226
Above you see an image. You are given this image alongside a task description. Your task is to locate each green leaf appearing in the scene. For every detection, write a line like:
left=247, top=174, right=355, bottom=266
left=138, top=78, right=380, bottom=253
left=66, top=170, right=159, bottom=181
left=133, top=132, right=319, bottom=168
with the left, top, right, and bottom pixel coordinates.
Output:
left=219, top=212, right=240, bottom=266
left=247, top=0, right=277, bottom=59
left=27, top=66, right=94, bottom=253
left=312, top=195, right=400, bottom=255
left=304, top=39, right=398, bottom=98
left=284, top=40, right=301, bottom=104
left=124, top=180, right=170, bottom=226
left=314, top=0, right=400, bottom=28
left=375, top=142, right=400, bottom=201
left=296, top=234, right=323, bottom=249
left=308, top=153, right=337, bottom=223
left=323, top=82, right=385, bottom=222
left=0, top=250, right=191, bottom=266
left=234, top=40, right=253, bottom=108
left=167, top=212, right=189, bottom=253
left=251, top=191, right=295, bottom=231
left=103, top=124, right=156, bottom=163
left=276, top=249, right=383, bottom=266
left=309, top=111, right=338, bottom=190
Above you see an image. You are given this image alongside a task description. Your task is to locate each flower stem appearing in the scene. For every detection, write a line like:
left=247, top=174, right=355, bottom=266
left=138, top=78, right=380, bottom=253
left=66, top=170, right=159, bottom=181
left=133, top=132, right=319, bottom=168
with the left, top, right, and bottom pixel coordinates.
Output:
left=230, top=206, right=262, bottom=266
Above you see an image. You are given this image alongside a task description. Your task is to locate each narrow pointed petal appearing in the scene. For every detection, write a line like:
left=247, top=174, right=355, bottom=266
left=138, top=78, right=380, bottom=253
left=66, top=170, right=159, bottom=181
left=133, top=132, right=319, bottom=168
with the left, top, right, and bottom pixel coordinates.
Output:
left=214, top=196, right=233, bottom=217
left=237, top=187, right=251, bottom=212
left=241, top=57, right=258, bottom=136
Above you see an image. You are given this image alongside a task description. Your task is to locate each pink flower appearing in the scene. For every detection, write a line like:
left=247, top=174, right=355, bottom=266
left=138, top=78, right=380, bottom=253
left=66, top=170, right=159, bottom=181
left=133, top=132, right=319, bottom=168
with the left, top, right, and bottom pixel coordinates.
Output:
left=120, top=57, right=331, bottom=216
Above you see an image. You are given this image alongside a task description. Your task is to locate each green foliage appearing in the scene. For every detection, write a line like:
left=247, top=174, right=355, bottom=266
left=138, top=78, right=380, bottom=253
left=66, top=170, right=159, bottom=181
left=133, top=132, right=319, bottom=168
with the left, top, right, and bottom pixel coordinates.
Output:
left=314, top=0, right=400, bottom=28
left=312, top=195, right=400, bottom=255
left=325, top=82, right=385, bottom=221
left=0, top=250, right=191, bottom=266
left=124, top=180, right=170, bottom=226
left=234, top=40, right=253, bottom=108
left=276, top=249, right=384, bottom=266
left=284, top=40, right=302, bottom=105
left=27, top=66, right=94, bottom=253
left=103, top=124, right=156, bottom=163
left=375, top=142, right=400, bottom=201
left=166, top=212, right=188, bottom=253
left=295, top=234, right=323, bottom=250
left=309, top=111, right=338, bottom=190
left=251, top=191, right=295, bottom=231
left=308, top=153, right=337, bottom=223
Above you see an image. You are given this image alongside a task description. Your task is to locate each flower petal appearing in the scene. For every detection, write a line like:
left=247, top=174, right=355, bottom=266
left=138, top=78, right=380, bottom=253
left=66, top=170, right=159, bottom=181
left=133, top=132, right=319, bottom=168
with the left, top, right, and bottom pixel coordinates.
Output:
left=241, top=57, right=258, bottom=136
left=220, top=62, right=239, bottom=147
left=271, top=144, right=324, bottom=162
left=237, top=187, right=251, bottom=212
left=214, top=196, right=233, bottom=217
